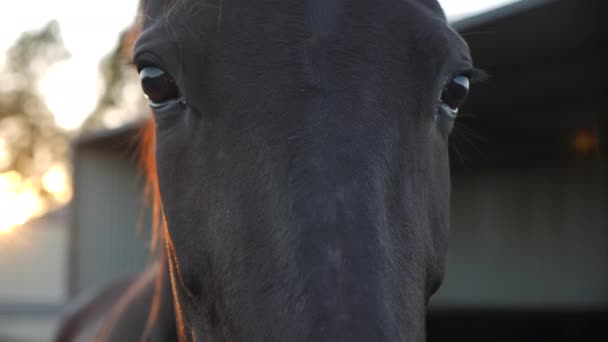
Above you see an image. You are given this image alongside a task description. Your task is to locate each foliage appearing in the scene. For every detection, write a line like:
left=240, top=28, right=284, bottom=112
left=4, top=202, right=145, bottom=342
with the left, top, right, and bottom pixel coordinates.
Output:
left=82, top=29, right=144, bottom=131
left=0, top=21, right=70, bottom=204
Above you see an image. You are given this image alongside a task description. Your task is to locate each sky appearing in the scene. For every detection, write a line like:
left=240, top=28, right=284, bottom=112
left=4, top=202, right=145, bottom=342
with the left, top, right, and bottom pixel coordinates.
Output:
left=0, top=0, right=518, bottom=131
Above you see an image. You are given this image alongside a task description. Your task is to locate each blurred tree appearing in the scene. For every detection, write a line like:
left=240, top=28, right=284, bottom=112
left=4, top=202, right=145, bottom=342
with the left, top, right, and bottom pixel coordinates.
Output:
left=82, top=29, right=145, bottom=131
left=0, top=21, right=71, bottom=207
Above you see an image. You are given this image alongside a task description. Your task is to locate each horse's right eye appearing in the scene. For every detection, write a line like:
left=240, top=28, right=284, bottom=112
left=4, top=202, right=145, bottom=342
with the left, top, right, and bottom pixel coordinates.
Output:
left=139, top=67, right=181, bottom=108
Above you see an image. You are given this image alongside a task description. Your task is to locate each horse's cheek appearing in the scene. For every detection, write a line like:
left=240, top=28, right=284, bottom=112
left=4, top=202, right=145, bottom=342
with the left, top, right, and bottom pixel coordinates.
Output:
left=426, top=135, right=452, bottom=294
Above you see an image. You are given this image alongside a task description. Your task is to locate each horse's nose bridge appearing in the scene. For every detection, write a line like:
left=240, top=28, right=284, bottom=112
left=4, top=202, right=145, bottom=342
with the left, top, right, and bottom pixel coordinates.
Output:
left=288, top=171, right=391, bottom=341
left=287, top=126, right=387, bottom=279
left=286, top=102, right=391, bottom=215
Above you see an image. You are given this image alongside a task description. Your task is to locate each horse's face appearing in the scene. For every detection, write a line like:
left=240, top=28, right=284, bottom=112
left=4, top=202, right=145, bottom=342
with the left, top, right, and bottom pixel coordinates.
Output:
left=134, top=0, right=473, bottom=340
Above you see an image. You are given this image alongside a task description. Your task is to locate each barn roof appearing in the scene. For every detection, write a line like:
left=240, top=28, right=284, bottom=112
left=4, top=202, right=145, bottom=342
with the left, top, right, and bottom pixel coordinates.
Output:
left=74, top=121, right=143, bottom=153
left=454, top=0, right=604, bottom=113
left=449, top=0, right=605, bottom=171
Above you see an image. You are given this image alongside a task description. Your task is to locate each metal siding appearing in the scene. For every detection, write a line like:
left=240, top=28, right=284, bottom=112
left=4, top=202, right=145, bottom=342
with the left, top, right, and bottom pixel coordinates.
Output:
left=72, top=147, right=152, bottom=296
left=432, top=163, right=608, bottom=308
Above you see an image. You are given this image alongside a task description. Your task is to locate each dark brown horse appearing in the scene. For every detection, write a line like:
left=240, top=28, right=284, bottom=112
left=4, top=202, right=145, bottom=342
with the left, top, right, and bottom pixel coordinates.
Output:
left=56, top=0, right=479, bottom=340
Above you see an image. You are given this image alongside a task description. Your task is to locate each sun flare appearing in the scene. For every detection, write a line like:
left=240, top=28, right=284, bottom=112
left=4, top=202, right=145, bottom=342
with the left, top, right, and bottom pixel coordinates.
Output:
left=38, top=58, right=100, bottom=131
left=0, top=171, right=49, bottom=235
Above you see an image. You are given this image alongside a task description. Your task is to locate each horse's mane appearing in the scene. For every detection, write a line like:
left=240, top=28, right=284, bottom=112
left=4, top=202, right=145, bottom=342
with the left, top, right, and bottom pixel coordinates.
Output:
left=132, top=1, right=192, bottom=338
left=123, top=0, right=165, bottom=251
left=137, top=118, right=164, bottom=250
left=119, top=2, right=184, bottom=339
left=137, top=119, right=186, bottom=341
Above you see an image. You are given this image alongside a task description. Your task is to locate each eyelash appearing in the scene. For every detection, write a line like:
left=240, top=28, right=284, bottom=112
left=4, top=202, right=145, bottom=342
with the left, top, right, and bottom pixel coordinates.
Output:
left=469, top=68, right=490, bottom=84
left=128, top=52, right=164, bottom=72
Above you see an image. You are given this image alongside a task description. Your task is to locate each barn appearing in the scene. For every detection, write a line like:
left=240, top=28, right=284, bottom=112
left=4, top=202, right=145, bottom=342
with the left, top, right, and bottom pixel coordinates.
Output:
left=0, top=209, right=68, bottom=341
left=67, top=0, right=607, bottom=340
left=428, top=0, right=607, bottom=339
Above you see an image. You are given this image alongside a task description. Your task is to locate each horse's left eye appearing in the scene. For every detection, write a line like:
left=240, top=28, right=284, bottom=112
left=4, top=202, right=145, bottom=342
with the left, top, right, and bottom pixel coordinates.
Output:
left=440, top=75, right=470, bottom=116
left=139, top=67, right=181, bottom=108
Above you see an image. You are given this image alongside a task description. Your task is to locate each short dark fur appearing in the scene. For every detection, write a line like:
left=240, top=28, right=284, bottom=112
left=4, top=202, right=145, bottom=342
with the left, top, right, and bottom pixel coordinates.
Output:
left=57, top=1, right=475, bottom=341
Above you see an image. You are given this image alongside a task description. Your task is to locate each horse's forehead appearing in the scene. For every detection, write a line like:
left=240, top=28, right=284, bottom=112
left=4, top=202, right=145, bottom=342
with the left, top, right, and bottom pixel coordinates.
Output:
left=138, top=0, right=453, bottom=60
left=141, top=0, right=446, bottom=25
left=136, top=0, right=464, bottom=94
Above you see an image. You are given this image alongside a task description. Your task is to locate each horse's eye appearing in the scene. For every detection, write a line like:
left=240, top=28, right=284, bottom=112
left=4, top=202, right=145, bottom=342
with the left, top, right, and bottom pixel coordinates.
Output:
left=139, top=67, right=180, bottom=108
left=440, top=75, right=470, bottom=116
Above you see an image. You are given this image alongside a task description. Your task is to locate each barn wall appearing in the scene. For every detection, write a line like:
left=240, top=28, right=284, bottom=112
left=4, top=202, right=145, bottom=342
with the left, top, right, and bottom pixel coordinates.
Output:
left=71, top=142, right=608, bottom=307
left=432, top=162, right=608, bottom=309
left=0, top=214, right=68, bottom=342
left=0, top=215, right=67, bottom=303
left=70, top=146, right=152, bottom=296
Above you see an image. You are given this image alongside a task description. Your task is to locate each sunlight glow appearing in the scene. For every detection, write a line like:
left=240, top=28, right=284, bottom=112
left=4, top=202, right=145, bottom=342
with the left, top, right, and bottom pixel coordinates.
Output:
left=42, top=164, right=72, bottom=203
left=0, top=138, right=10, bottom=170
left=38, top=58, right=100, bottom=130
left=0, top=171, right=47, bottom=235
left=573, top=128, right=599, bottom=156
